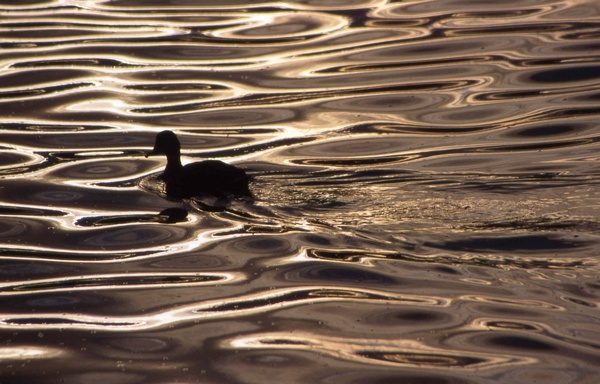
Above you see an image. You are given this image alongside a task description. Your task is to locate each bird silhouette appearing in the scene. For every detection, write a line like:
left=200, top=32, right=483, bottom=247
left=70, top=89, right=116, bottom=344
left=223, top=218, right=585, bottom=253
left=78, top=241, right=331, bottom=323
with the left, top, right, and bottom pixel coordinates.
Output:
left=146, top=130, right=251, bottom=199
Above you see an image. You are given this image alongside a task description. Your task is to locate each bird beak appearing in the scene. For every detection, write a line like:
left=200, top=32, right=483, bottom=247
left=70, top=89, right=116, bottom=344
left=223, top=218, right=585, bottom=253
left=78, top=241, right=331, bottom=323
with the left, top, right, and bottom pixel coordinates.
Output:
left=145, top=150, right=156, bottom=158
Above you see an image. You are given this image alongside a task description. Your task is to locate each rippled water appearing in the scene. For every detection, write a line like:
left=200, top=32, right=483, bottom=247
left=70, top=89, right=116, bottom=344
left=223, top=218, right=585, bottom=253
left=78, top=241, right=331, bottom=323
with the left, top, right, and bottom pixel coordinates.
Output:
left=1, top=0, right=600, bottom=383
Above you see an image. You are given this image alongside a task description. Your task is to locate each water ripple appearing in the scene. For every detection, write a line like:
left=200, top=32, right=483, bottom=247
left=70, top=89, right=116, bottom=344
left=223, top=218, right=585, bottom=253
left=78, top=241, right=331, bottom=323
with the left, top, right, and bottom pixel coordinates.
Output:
left=224, top=332, right=531, bottom=370
left=0, top=286, right=447, bottom=330
left=1, top=0, right=600, bottom=381
left=0, top=272, right=238, bottom=295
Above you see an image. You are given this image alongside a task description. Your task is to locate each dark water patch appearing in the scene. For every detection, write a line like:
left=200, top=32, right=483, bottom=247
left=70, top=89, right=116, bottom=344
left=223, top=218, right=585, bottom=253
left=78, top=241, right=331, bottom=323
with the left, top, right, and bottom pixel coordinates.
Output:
left=561, top=296, right=597, bottom=308
left=0, top=261, right=76, bottom=279
left=122, top=68, right=230, bottom=83
left=420, top=104, right=524, bottom=126
left=559, top=282, right=599, bottom=300
left=224, top=235, right=297, bottom=258
left=425, top=234, right=589, bottom=253
left=474, top=304, right=544, bottom=318
left=529, top=65, right=600, bottom=83
left=0, top=150, right=41, bottom=170
left=541, top=106, right=600, bottom=121
left=503, top=123, right=583, bottom=138
left=467, top=217, right=600, bottom=232
left=234, top=351, right=302, bottom=371
left=472, top=89, right=545, bottom=101
left=285, top=264, right=397, bottom=285
left=0, top=205, right=67, bottom=217
left=78, top=226, right=191, bottom=250
left=574, top=90, right=600, bottom=102
left=0, top=23, right=125, bottom=38
left=0, top=217, right=55, bottom=240
left=447, top=22, right=583, bottom=37
left=366, top=308, right=452, bottom=326
left=3, top=292, right=108, bottom=313
left=0, top=82, right=94, bottom=99
left=339, top=122, right=490, bottom=135
left=0, top=153, right=58, bottom=176
left=24, top=188, right=84, bottom=204
left=485, top=335, right=557, bottom=351
left=512, top=126, right=574, bottom=137
left=298, top=234, right=332, bottom=246
left=147, top=253, right=228, bottom=270
left=486, top=137, right=597, bottom=156
left=325, top=371, right=476, bottom=384
left=431, top=265, right=461, bottom=275
left=105, top=336, right=172, bottom=354
left=125, top=82, right=229, bottom=92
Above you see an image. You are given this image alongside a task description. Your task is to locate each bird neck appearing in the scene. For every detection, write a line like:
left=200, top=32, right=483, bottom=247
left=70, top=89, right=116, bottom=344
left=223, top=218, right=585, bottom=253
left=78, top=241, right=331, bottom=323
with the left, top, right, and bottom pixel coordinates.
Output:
left=163, top=150, right=182, bottom=179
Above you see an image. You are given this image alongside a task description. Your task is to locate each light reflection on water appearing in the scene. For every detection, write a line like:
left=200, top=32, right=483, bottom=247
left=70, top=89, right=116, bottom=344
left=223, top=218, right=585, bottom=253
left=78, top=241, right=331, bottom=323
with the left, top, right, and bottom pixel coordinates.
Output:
left=1, top=0, right=600, bottom=383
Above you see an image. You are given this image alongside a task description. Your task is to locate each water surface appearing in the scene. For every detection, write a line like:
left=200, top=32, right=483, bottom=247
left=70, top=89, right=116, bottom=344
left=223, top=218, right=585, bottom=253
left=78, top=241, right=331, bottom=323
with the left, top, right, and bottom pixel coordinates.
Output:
left=1, top=0, right=600, bottom=383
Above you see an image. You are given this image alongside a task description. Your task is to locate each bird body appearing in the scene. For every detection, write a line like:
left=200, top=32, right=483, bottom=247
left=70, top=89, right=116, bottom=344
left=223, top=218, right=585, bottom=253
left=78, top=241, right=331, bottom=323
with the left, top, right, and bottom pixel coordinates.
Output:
left=146, top=130, right=251, bottom=199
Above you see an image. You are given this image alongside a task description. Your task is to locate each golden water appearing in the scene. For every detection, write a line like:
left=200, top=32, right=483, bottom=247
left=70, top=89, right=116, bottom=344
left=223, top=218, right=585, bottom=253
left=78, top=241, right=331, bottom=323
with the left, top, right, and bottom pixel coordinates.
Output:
left=1, top=1, right=600, bottom=383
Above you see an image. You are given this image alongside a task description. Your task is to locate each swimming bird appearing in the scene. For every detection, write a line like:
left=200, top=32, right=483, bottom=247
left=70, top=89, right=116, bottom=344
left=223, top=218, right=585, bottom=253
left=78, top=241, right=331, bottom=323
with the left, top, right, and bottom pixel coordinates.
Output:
left=146, top=130, right=251, bottom=199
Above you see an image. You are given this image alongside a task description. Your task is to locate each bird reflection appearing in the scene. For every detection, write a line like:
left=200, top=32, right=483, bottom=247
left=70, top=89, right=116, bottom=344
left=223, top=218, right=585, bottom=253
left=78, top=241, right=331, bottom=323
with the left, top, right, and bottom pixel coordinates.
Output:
left=157, top=207, right=189, bottom=223
left=75, top=207, right=188, bottom=227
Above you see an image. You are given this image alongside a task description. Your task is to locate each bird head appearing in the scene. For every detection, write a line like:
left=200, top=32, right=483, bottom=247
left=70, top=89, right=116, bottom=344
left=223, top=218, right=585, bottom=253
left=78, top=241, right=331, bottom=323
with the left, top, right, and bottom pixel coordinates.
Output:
left=146, top=130, right=180, bottom=158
